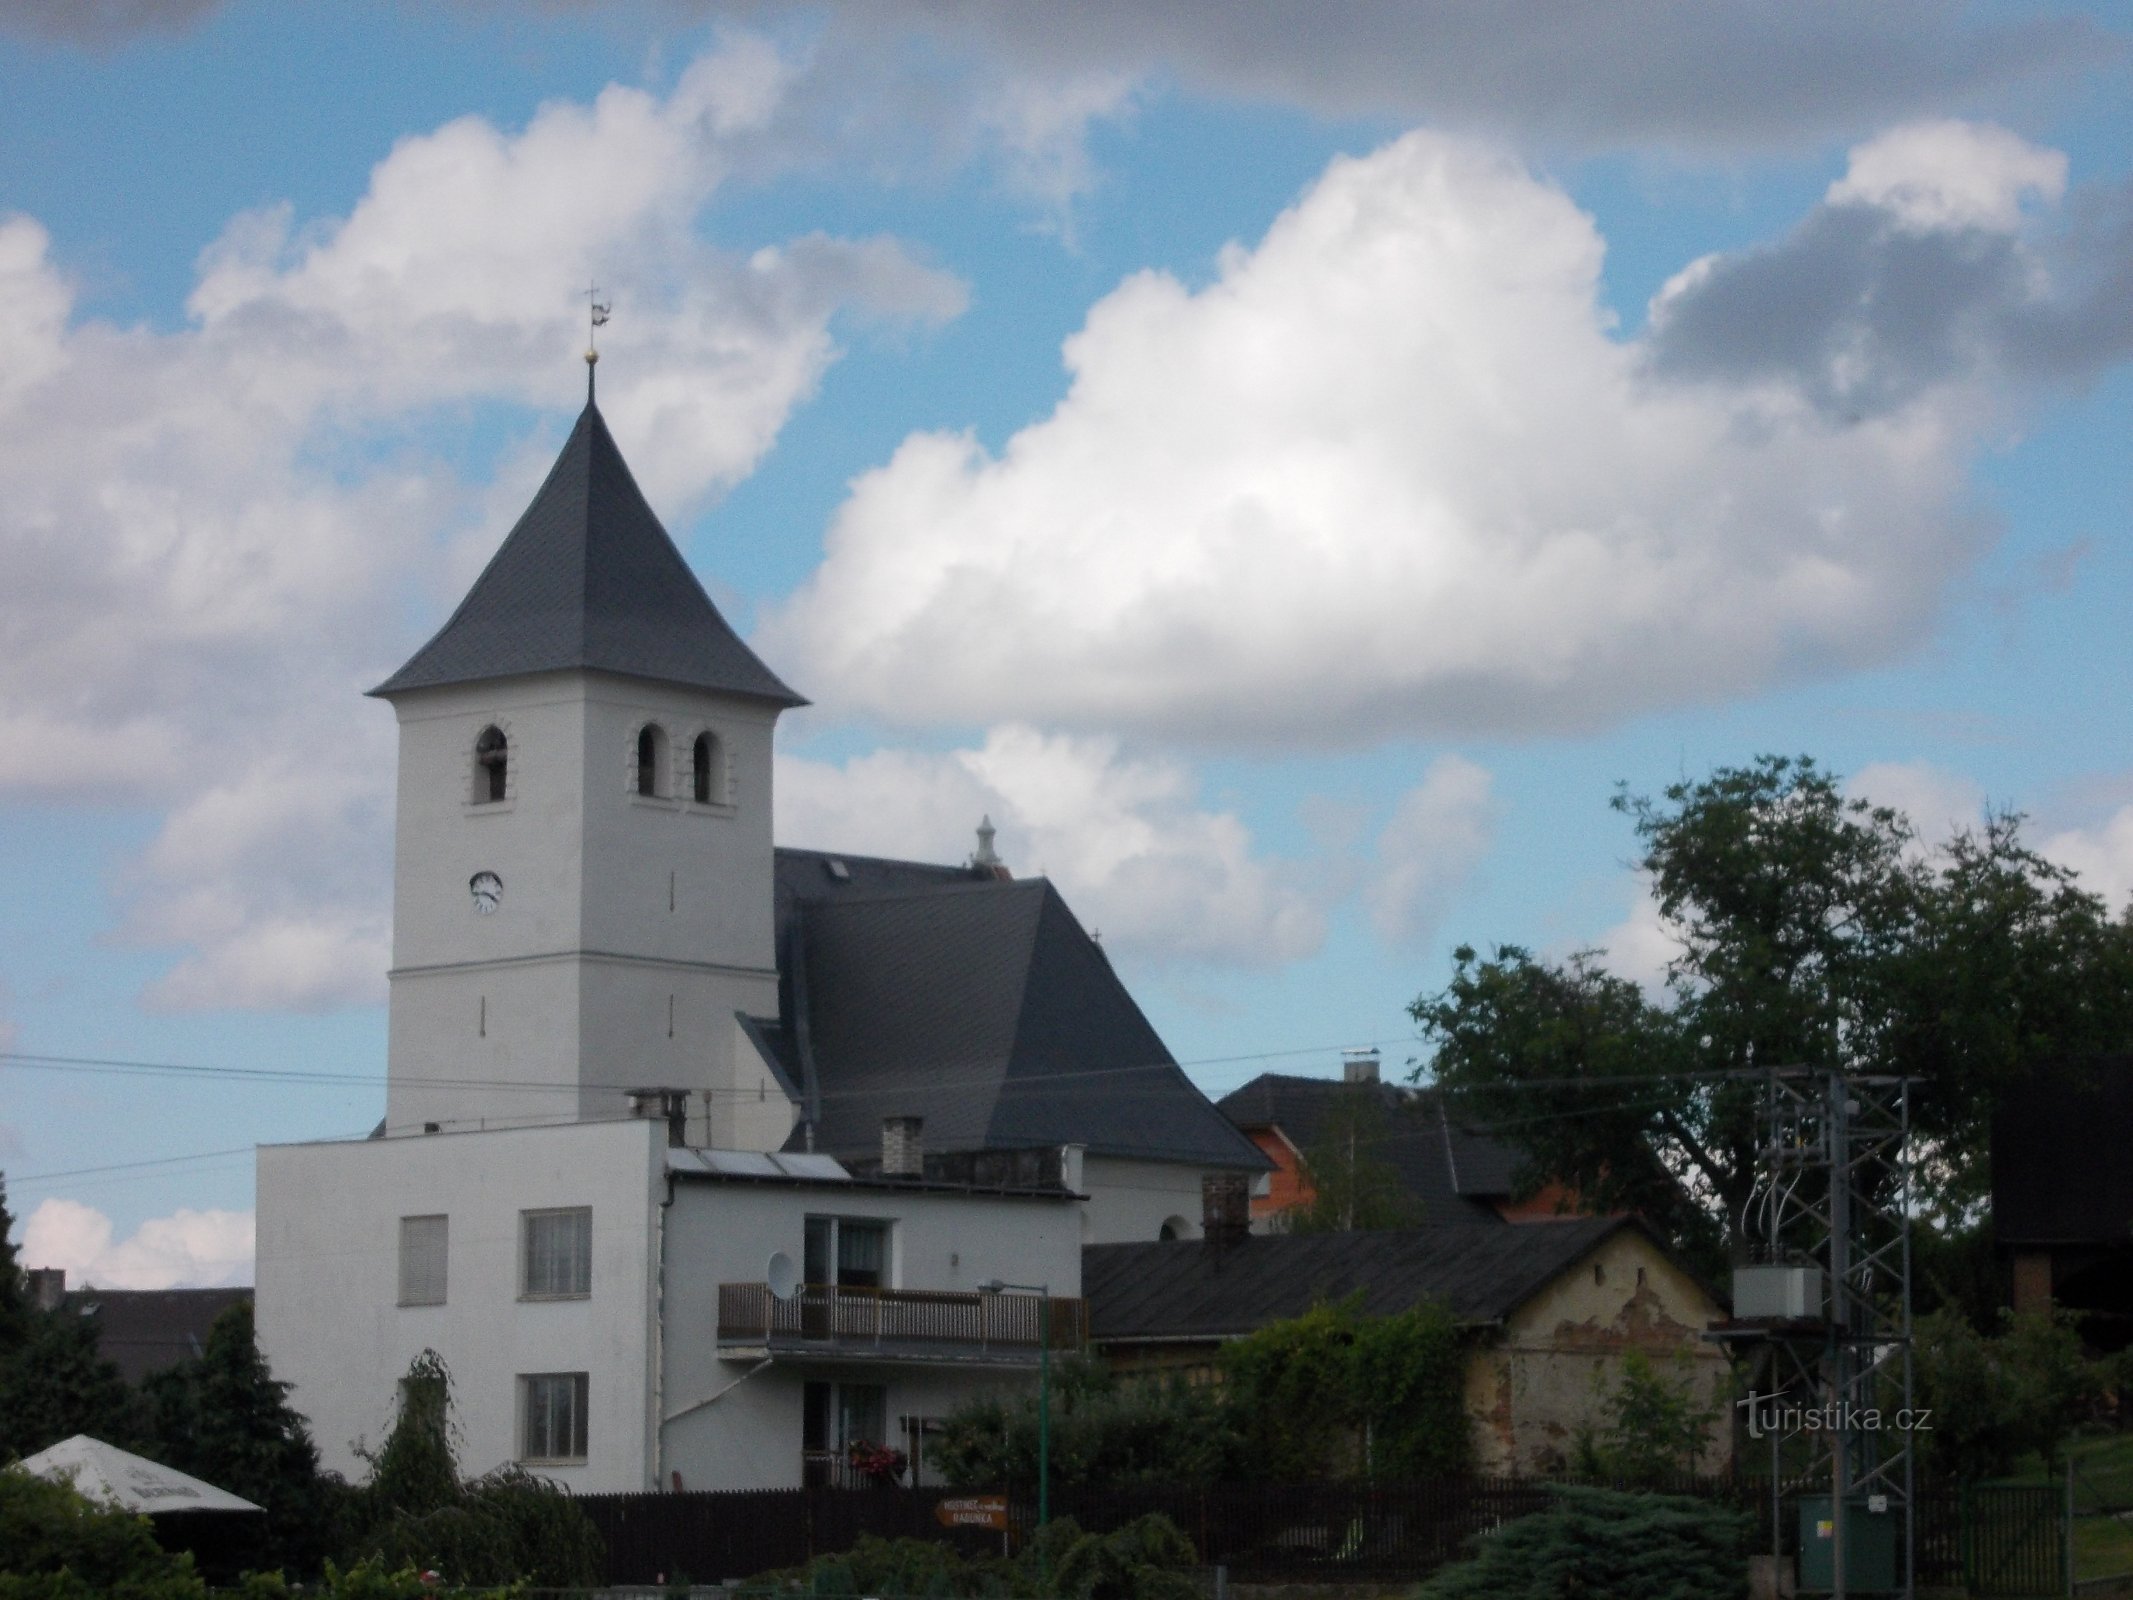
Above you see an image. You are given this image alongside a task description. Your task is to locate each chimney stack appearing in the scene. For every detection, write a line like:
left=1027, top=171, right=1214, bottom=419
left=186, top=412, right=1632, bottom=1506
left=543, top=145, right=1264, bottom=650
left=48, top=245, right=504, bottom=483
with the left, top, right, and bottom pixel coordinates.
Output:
left=1201, top=1172, right=1251, bottom=1253
left=882, top=1115, right=925, bottom=1178
left=1342, top=1048, right=1381, bottom=1085
left=27, top=1267, right=65, bottom=1311
left=628, top=1087, right=690, bottom=1147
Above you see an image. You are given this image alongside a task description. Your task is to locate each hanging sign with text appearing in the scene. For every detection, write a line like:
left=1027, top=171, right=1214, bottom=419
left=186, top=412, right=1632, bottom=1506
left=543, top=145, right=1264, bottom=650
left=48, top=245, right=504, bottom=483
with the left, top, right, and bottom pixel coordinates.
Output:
left=935, top=1495, right=1011, bottom=1531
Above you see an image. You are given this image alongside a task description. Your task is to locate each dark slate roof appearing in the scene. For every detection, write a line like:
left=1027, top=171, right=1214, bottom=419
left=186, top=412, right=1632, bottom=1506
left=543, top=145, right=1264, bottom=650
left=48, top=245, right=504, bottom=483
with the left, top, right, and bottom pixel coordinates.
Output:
left=1992, top=1056, right=2133, bottom=1246
left=68, top=1286, right=253, bottom=1385
left=1083, top=1218, right=1637, bottom=1340
left=372, top=400, right=804, bottom=705
left=1217, top=1073, right=1518, bottom=1227
left=757, top=849, right=1268, bottom=1171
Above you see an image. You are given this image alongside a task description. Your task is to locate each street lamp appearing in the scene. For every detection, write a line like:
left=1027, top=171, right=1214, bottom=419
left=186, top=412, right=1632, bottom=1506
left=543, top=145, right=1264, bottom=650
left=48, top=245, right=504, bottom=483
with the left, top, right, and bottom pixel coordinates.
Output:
left=982, top=1279, right=1051, bottom=1575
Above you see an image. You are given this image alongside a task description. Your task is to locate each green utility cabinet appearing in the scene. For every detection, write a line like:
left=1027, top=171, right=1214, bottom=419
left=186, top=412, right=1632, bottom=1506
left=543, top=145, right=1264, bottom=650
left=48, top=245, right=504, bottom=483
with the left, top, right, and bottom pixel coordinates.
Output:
left=1797, top=1496, right=1898, bottom=1592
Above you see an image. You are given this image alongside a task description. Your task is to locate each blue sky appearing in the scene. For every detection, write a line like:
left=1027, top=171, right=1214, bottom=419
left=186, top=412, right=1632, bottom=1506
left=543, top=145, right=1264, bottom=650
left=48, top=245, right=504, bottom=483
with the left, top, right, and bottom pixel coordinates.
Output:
left=3, top=0, right=2131, bottom=1288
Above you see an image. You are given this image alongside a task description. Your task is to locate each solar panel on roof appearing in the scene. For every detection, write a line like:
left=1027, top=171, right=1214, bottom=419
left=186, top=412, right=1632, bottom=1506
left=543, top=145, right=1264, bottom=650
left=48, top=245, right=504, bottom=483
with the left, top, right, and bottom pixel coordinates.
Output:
left=770, top=1153, right=851, bottom=1181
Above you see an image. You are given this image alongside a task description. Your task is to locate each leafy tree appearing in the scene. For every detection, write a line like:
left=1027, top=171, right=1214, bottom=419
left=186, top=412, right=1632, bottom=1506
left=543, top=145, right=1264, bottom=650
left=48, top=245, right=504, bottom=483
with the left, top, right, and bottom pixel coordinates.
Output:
left=1570, top=1350, right=1726, bottom=1485
left=1220, top=1297, right=1469, bottom=1482
left=142, top=1301, right=344, bottom=1576
left=1278, top=1086, right=1423, bottom=1233
left=1413, top=756, right=2133, bottom=1265
left=1416, top=1485, right=1748, bottom=1600
left=341, top=1351, right=601, bottom=1588
left=931, top=1354, right=1243, bottom=1492
left=1914, top=1307, right=2113, bottom=1482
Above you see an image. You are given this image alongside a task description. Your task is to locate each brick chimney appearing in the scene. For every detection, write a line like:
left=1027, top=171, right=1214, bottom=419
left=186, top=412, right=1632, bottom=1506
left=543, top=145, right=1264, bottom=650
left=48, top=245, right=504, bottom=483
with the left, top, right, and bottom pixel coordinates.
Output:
left=882, top=1115, right=925, bottom=1178
left=1342, top=1048, right=1381, bottom=1085
left=1201, top=1172, right=1251, bottom=1253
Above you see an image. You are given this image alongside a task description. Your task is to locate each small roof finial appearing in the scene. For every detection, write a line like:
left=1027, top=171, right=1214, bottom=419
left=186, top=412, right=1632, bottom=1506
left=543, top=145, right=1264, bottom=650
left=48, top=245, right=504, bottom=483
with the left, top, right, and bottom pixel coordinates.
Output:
left=972, top=814, right=1003, bottom=871
left=585, top=281, right=611, bottom=402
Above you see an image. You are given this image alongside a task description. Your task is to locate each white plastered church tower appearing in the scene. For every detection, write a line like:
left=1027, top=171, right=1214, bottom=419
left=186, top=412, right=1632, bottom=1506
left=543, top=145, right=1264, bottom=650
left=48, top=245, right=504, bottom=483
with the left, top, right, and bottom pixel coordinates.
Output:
left=370, top=372, right=806, bottom=1147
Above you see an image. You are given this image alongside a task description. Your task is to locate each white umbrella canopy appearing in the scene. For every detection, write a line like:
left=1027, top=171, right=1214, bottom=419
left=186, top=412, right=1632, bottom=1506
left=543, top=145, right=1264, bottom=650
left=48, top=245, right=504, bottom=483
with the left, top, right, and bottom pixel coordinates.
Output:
left=14, top=1435, right=263, bottom=1515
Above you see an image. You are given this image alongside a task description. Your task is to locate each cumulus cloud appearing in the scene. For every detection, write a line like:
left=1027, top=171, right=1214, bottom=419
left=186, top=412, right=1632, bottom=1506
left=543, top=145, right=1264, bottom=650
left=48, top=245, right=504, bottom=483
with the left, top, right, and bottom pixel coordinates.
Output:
left=1847, top=759, right=1990, bottom=849
left=2042, top=806, right=2133, bottom=914
left=1647, top=121, right=2133, bottom=419
left=23, top=1197, right=253, bottom=1288
left=1588, top=888, right=1685, bottom=995
left=1366, top=757, right=1494, bottom=943
left=0, top=39, right=962, bottom=1011
left=777, top=725, right=1326, bottom=966
left=771, top=126, right=2060, bottom=745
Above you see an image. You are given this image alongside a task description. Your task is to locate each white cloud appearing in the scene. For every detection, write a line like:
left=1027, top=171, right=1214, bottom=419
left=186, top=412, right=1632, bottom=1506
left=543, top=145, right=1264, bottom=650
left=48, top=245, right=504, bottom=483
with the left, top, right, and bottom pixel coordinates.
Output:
left=777, top=725, right=1325, bottom=966
left=1847, top=760, right=1989, bottom=849
left=2042, top=806, right=2133, bottom=915
left=23, top=1197, right=254, bottom=1289
left=1366, top=756, right=1494, bottom=943
left=1589, top=887, right=1685, bottom=995
left=0, top=37, right=963, bottom=1011
left=769, top=128, right=2007, bottom=746
left=1827, top=120, right=2067, bottom=234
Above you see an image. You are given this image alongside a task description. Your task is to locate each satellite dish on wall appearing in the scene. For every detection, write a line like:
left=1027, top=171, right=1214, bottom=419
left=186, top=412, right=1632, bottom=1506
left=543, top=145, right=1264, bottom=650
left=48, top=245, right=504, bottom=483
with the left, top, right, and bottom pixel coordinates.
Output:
left=766, top=1250, right=800, bottom=1299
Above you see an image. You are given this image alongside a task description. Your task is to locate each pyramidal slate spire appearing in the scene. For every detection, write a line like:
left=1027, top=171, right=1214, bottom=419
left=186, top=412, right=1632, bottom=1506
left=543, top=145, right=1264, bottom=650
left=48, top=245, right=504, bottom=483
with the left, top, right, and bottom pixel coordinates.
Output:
left=371, top=398, right=805, bottom=705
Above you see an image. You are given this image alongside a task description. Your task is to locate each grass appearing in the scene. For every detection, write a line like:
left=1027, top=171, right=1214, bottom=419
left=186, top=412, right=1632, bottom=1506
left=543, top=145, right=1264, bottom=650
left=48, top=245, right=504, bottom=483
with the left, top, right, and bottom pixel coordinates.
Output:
left=1991, top=1433, right=2133, bottom=1580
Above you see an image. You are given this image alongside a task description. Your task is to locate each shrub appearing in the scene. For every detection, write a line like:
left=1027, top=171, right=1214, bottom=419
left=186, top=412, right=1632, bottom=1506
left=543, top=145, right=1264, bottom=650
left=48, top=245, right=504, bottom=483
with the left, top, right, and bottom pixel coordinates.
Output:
left=1569, top=1349, right=1726, bottom=1484
left=1416, top=1485, right=1747, bottom=1600
left=0, top=1469, right=206, bottom=1600
left=341, top=1351, right=603, bottom=1586
left=1049, top=1514, right=1199, bottom=1600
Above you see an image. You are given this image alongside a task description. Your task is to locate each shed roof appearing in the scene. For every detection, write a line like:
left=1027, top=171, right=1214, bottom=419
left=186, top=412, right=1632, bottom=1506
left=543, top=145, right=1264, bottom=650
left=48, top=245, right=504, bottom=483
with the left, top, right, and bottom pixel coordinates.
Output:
left=372, top=399, right=803, bottom=705
left=1083, top=1217, right=1645, bottom=1339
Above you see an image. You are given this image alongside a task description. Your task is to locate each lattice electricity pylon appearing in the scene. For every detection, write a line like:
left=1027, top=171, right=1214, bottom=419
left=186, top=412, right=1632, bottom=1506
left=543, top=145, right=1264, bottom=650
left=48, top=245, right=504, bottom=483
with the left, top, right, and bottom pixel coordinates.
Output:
left=1738, top=1065, right=1917, bottom=1599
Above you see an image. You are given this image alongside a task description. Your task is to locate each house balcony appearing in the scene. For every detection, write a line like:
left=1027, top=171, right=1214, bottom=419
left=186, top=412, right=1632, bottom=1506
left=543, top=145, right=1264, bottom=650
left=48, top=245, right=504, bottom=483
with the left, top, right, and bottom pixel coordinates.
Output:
left=716, top=1284, right=1087, bottom=1366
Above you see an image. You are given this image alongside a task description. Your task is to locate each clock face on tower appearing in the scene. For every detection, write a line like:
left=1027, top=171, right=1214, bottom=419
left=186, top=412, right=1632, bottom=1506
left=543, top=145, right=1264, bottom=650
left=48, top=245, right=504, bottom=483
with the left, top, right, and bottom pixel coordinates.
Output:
left=469, top=871, right=503, bottom=915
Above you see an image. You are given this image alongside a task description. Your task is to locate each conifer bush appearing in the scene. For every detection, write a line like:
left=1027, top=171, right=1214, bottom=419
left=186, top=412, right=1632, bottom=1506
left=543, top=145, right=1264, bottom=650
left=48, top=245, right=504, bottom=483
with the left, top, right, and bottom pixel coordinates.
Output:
left=1415, top=1485, right=1747, bottom=1600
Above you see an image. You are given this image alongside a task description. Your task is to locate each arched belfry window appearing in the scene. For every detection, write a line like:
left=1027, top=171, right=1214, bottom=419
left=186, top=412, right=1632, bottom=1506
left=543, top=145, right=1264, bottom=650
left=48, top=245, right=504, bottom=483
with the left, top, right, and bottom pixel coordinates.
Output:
left=636, top=724, right=668, bottom=798
left=474, top=726, right=508, bottom=804
left=692, top=732, right=721, bottom=805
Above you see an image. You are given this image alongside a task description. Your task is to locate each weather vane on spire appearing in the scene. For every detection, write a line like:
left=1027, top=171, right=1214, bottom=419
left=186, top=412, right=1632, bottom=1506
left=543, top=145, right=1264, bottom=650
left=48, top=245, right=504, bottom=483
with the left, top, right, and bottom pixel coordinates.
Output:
left=584, top=282, right=611, bottom=398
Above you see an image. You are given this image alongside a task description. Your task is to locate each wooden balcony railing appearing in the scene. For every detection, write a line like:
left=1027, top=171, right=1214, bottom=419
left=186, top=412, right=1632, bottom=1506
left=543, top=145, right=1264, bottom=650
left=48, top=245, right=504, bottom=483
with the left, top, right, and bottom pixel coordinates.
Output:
left=717, top=1283, right=1086, bottom=1362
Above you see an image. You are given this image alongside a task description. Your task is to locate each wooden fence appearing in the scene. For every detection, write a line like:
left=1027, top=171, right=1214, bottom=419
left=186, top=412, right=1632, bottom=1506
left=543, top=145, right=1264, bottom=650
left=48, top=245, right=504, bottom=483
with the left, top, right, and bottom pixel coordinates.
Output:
left=576, top=1477, right=2069, bottom=1593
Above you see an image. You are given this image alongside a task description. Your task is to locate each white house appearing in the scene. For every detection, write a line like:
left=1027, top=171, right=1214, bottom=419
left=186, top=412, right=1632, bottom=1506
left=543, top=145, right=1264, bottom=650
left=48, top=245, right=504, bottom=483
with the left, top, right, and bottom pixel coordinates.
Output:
left=255, top=374, right=1265, bottom=1492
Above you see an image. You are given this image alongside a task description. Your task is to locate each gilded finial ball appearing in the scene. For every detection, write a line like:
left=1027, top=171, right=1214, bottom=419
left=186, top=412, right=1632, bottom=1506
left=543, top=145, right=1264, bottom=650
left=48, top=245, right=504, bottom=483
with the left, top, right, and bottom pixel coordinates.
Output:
left=585, top=347, right=600, bottom=366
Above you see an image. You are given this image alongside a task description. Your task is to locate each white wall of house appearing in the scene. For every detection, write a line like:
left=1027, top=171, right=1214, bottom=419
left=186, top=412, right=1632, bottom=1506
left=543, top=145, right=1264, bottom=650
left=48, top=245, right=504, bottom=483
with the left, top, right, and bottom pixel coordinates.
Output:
left=658, top=1173, right=1081, bottom=1491
left=1077, top=1156, right=1214, bottom=1243
left=256, top=1118, right=666, bottom=1490
left=258, top=1120, right=1085, bottom=1496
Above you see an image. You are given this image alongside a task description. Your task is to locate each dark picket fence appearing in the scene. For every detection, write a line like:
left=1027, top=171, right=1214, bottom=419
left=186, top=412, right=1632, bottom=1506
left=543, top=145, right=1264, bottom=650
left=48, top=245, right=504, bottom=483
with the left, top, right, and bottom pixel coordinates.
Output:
left=577, top=1477, right=2068, bottom=1593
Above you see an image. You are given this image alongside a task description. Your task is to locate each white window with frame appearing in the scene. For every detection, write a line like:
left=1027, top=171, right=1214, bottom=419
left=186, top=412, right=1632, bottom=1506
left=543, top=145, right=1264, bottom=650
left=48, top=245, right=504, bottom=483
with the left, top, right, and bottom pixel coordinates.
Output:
left=520, top=1207, right=591, bottom=1299
left=519, top=1372, right=588, bottom=1463
left=398, top=1214, right=448, bottom=1307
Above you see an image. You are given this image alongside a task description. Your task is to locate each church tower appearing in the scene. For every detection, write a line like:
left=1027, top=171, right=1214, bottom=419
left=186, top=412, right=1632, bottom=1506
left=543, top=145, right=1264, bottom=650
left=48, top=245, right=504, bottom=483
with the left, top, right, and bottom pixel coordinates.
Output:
left=370, top=386, right=805, bottom=1142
